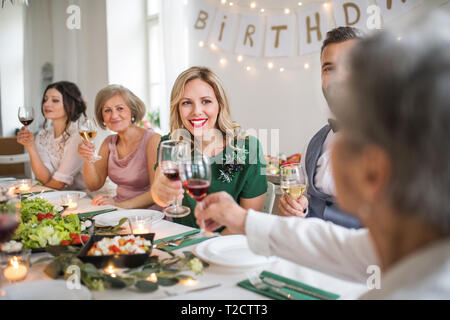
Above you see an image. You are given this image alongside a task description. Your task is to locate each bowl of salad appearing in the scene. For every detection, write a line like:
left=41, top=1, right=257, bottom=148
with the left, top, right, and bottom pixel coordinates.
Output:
left=78, top=233, right=155, bottom=268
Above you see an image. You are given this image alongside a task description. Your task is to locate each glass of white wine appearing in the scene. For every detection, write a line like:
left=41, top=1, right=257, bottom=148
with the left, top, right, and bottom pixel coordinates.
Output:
left=78, top=116, right=102, bottom=163
left=280, top=163, right=307, bottom=200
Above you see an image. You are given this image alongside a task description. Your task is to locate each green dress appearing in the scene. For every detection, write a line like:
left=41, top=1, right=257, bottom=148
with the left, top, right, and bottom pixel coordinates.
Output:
left=155, top=134, right=268, bottom=228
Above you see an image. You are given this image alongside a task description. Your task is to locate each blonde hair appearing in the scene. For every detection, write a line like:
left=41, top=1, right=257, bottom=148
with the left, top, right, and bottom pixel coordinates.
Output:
left=170, top=66, right=245, bottom=146
left=94, top=85, right=146, bottom=130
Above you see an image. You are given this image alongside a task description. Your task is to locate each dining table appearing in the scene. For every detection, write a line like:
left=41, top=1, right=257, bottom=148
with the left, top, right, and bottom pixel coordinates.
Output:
left=0, top=181, right=368, bottom=301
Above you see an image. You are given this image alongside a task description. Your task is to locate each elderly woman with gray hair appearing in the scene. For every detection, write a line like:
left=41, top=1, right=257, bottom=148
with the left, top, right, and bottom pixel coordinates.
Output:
left=194, top=12, right=450, bottom=299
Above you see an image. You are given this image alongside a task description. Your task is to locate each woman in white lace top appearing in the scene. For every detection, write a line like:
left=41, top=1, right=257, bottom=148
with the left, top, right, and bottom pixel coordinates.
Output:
left=17, top=81, right=87, bottom=190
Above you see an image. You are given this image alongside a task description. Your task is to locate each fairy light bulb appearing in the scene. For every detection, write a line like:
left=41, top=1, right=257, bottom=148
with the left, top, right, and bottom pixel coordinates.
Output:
left=220, top=58, right=227, bottom=65
left=260, top=8, right=265, bottom=13
left=267, top=62, right=274, bottom=69
left=304, top=63, right=310, bottom=70
left=298, top=2, right=303, bottom=6
left=221, top=0, right=227, bottom=4
left=279, top=67, right=285, bottom=72
left=246, top=66, right=251, bottom=71
left=198, top=41, right=205, bottom=47
left=237, top=55, right=243, bottom=62
left=250, top=2, right=256, bottom=9
left=284, top=8, right=290, bottom=14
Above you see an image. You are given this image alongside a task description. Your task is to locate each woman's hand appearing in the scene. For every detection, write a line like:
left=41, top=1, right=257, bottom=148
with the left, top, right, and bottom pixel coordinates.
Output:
left=92, top=194, right=116, bottom=206
left=150, top=168, right=184, bottom=207
left=78, top=140, right=95, bottom=162
left=16, top=126, right=35, bottom=148
left=277, top=194, right=309, bottom=218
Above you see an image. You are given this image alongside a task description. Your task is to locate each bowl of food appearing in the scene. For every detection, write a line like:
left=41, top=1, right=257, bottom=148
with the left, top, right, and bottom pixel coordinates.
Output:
left=77, top=233, right=155, bottom=268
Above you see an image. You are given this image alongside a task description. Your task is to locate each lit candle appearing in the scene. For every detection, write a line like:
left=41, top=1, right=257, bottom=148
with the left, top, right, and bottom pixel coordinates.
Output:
left=3, top=256, right=28, bottom=281
left=147, top=273, right=158, bottom=283
left=105, top=265, right=117, bottom=278
left=18, top=183, right=30, bottom=192
left=179, top=278, right=199, bottom=286
left=67, top=199, right=78, bottom=210
left=129, top=217, right=152, bottom=235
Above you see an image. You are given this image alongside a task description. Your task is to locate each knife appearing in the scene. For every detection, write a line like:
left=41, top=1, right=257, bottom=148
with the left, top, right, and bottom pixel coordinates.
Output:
left=164, top=283, right=221, bottom=297
left=261, top=277, right=334, bottom=300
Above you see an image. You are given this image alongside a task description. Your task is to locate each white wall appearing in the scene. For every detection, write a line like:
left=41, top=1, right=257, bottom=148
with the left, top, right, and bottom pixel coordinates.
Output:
left=106, top=0, right=149, bottom=108
left=0, top=3, right=25, bottom=137
left=184, top=0, right=450, bottom=156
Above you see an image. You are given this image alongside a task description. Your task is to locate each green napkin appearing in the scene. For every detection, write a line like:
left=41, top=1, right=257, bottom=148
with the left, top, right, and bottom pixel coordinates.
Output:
left=78, top=208, right=118, bottom=218
left=154, top=229, right=216, bottom=251
left=21, top=189, right=55, bottom=197
left=238, top=270, right=340, bottom=300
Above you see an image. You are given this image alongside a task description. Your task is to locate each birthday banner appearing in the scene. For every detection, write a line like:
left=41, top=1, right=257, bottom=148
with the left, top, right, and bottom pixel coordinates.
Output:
left=191, top=0, right=422, bottom=57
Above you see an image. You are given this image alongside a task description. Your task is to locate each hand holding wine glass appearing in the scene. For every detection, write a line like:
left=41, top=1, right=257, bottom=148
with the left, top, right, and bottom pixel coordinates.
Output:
left=279, top=163, right=309, bottom=217
left=179, top=153, right=214, bottom=236
left=158, top=140, right=191, bottom=218
left=78, top=116, right=102, bottom=163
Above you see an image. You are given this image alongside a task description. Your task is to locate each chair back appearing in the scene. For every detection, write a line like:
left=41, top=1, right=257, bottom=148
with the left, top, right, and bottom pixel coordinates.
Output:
left=262, top=182, right=276, bottom=214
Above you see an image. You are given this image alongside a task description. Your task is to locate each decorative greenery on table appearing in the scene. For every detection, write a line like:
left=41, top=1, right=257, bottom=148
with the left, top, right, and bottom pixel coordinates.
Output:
left=34, top=245, right=208, bottom=292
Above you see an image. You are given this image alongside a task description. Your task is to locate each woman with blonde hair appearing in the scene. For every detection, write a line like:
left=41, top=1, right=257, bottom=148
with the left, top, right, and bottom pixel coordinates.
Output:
left=151, top=66, right=267, bottom=232
left=78, top=85, right=161, bottom=209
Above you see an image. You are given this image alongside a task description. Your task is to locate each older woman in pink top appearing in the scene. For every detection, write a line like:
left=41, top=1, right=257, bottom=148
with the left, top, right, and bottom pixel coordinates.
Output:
left=78, top=85, right=161, bottom=209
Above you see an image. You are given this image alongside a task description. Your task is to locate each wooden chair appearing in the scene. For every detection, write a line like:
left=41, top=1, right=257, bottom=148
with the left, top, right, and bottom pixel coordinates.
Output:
left=0, top=137, right=32, bottom=179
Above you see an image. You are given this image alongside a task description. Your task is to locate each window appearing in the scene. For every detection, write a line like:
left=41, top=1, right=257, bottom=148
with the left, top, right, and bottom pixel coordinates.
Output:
left=146, top=0, right=163, bottom=131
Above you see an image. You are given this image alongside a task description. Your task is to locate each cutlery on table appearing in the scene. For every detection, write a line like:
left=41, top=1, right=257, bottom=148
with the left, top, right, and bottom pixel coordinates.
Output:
left=247, top=272, right=296, bottom=300
left=261, top=276, right=333, bottom=300
left=164, top=283, right=221, bottom=297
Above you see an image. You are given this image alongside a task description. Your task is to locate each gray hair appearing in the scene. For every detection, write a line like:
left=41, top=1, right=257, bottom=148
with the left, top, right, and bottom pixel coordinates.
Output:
left=335, top=11, right=450, bottom=234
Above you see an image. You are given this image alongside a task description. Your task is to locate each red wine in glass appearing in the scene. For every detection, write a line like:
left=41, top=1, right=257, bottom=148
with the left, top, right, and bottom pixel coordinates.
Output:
left=164, top=169, right=180, bottom=181
left=19, top=117, right=34, bottom=126
left=183, top=179, right=210, bottom=201
left=0, top=214, right=19, bottom=243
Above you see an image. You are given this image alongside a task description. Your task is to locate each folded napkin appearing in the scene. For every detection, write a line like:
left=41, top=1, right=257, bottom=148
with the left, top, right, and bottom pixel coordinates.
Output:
left=238, top=270, right=340, bottom=300
left=154, top=229, right=216, bottom=251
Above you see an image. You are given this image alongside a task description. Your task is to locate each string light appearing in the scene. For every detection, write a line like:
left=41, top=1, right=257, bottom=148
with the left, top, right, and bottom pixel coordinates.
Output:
left=260, top=8, right=265, bottom=13
left=323, top=2, right=331, bottom=9
left=304, top=63, right=310, bottom=69
left=267, top=62, right=274, bottom=69
left=220, top=58, right=227, bottom=65
left=250, top=1, right=256, bottom=9
left=198, top=41, right=205, bottom=47
left=210, top=43, right=218, bottom=50
left=237, top=55, right=243, bottom=62
left=220, top=0, right=226, bottom=4
left=279, top=67, right=285, bottom=72
left=229, top=2, right=234, bottom=6
left=284, top=8, right=291, bottom=14
left=246, top=66, right=251, bottom=71
left=298, top=2, right=303, bottom=6
left=397, top=36, right=403, bottom=41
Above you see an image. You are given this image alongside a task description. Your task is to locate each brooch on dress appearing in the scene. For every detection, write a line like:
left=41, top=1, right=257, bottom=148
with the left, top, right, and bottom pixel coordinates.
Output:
left=218, top=145, right=248, bottom=183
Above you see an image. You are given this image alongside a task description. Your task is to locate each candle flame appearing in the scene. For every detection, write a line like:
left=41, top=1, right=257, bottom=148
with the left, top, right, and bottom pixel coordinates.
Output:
left=10, top=256, right=20, bottom=268
left=147, top=273, right=158, bottom=283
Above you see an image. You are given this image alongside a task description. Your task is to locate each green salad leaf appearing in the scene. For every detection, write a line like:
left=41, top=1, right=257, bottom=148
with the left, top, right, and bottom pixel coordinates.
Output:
left=20, top=198, right=57, bottom=223
left=14, top=198, right=81, bottom=249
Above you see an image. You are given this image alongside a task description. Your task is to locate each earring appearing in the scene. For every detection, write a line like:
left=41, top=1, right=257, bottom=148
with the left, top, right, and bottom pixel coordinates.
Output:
left=131, top=116, right=135, bottom=123
left=103, top=122, right=106, bottom=126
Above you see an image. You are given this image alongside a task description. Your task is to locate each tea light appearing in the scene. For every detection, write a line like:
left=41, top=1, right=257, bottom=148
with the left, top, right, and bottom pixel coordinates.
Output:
left=128, top=216, right=152, bottom=235
left=17, top=179, right=32, bottom=193
left=62, top=193, right=79, bottom=210
left=105, top=265, right=117, bottom=278
left=179, top=278, right=199, bottom=286
left=147, top=272, right=158, bottom=283
left=3, top=256, right=28, bottom=281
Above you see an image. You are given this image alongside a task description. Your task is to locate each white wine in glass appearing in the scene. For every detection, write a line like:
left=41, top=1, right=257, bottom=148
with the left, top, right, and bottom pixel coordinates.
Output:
left=280, top=163, right=307, bottom=200
left=78, top=117, right=102, bottom=163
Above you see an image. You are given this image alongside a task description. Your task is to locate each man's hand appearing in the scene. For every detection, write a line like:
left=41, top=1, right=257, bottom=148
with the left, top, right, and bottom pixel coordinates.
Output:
left=195, top=192, right=247, bottom=234
left=277, top=195, right=308, bottom=218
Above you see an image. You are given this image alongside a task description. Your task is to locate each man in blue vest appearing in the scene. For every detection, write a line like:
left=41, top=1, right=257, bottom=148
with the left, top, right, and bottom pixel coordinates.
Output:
left=277, top=27, right=362, bottom=228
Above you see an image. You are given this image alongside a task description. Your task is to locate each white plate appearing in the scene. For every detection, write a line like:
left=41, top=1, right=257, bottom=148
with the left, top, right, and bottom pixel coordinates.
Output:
left=28, top=190, right=87, bottom=202
left=0, top=280, right=92, bottom=300
left=93, top=209, right=165, bottom=227
left=195, top=235, right=272, bottom=268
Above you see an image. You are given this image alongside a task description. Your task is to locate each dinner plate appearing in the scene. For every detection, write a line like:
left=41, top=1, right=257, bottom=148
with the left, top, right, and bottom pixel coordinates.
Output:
left=28, top=190, right=87, bottom=202
left=195, top=235, right=273, bottom=268
left=93, top=209, right=165, bottom=227
left=0, top=280, right=92, bottom=300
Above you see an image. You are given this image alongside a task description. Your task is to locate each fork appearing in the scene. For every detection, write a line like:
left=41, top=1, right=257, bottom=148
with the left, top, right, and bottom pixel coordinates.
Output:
left=247, top=272, right=295, bottom=300
left=261, top=277, right=333, bottom=300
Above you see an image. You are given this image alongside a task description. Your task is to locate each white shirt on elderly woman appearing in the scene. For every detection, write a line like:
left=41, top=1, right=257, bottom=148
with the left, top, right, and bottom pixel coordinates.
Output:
left=245, top=209, right=450, bottom=299
left=35, top=121, right=86, bottom=190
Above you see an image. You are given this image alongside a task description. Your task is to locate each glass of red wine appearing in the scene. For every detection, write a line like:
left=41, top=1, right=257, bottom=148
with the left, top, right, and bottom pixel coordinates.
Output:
left=159, top=140, right=191, bottom=218
left=18, top=107, right=35, bottom=128
left=178, top=152, right=213, bottom=236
